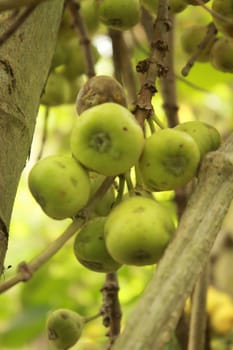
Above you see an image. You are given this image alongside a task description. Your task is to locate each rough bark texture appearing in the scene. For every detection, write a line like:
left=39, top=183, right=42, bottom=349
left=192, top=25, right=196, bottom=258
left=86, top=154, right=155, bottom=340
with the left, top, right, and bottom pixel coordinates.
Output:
left=112, top=134, right=233, bottom=350
left=0, top=0, right=65, bottom=274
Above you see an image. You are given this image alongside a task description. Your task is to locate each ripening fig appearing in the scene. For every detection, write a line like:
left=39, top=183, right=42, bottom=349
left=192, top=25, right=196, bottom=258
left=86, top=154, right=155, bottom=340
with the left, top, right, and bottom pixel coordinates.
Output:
left=76, top=75, right=127, bottom=115
left=74, top=217, right=121, bottom=272
left=28, top=155, right=90, bottom=220
left=41, top=72, right=71, bottom=106
left=99, top=0, right=141, bottom=31
left=104, top=196, right=175, bottom=266
left=181, top=25, right=216, bottom=62
left=175, top=121, right=221, bottom=160
left=139, top=128, right=200, bottom=191
left=210, top=37, right=233, bottom=73
left=46, top=309, right=84, bottom=349
left=70, top=103, right=144, bottom=176
left=89, top=172, right=115, bottom=217
left=212, top=0, right=233, bottom=37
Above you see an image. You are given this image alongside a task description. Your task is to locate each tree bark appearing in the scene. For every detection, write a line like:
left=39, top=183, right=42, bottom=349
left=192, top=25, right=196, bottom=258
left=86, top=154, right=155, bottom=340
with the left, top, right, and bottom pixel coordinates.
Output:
left=112, top=134, right=233, bottom=350
left=0, top=0, right=65, bottom=274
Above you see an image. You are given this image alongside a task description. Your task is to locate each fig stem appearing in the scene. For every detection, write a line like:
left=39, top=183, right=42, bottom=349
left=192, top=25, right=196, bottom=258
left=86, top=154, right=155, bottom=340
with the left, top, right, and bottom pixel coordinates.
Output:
left=84, top=311, right=102, bottom=324
left=124, top=171, right=134, bottom=195
left=114, top=175, right=125, bottom=207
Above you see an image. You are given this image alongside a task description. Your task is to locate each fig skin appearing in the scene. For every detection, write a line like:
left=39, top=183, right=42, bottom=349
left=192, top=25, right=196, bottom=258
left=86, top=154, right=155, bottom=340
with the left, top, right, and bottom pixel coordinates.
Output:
left=41, top=72, right=71, bottom=106
left=76, top=75, right=127, bottom=115
left=175, top=121, right=221, bottom=160
left=210, top=37, right=233, bottom=73
left=104, top=196, right=175, bottom=266
left=28, top=155, right=90, bottom=220
left=139, top=128, right=200, bottom=191
left=46, top=308, right=84, bottom=349
left=74, top=217, right=121, bottom=272
left=70, top=102, right=144, bottom=176
left=99, top=0, right=141, bottom=31
left=212, top=0, right=233, bottom=38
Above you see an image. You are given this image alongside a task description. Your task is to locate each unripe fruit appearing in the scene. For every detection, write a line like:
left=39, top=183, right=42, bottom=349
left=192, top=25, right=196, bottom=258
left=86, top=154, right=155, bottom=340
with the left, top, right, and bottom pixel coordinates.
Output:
left=46, top=309, right=84, bottom=349
left=89, top=172, right=115, bottom=217
left=70, top=103, right=144, bottom=176
left=175, top=121, right=221, bottom=160
left=141, top=0, right=187, bottom=14
left=99, top=0, right=141, bottom=31
left=74, top=217, right=121, bottom=272
left=210, top=37, right=233, bottom=73
left=41, top=72, right=71, bottom=106
left=76, top=75, right=127, bottom=115
left=181, top=25, right=216, bottom=62
left=104, top=196, right=175, bottom=266
left=80, top=0, right=100, bottom=35
left=28, top=155, right=90, bottom=220
left=139, top=128, right=200, bottom=191
left=212, top=0, right=233, bottom=38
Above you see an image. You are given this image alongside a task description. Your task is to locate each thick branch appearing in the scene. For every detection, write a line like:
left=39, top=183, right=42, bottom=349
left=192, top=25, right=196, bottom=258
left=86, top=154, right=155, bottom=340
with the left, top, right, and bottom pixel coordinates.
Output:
left=112, top=133, right=233, bottom=350
left=0, top=0, right=47, bottom=11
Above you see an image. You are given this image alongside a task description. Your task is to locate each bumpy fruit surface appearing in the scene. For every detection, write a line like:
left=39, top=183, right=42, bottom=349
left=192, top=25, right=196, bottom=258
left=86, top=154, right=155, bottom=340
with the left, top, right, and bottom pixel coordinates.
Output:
left=210, top=37, right=233, bottom=73
left=141, top=0, right=187, bottom=14
left=70, top=102, right=144, bottom=176
left=46, top=309, right=84, bottom=349
left=89, top=172, right=115, bottom=216
left=139, top=128, right=200, bottom=191
left=28, top=155, right=90, bottom=220
left=41, top=72, right=71, bottom=106
left=76, top=75, right=127, bottom=115
left=74, top=217, right=121, bottom=272
left=99, top=0, right=141, bottom=30
left=104, top=196, right=175, bottom=266
left=181, top=25, right=216, bottom=62
left=175, top=121, right=221, bottom=160
left=212, top=0, right=233, bottom=37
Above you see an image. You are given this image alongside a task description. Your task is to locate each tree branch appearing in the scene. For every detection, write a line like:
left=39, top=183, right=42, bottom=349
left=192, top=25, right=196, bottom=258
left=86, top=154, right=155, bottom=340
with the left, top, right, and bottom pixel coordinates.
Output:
left=112, top=133, right=233, bottom=350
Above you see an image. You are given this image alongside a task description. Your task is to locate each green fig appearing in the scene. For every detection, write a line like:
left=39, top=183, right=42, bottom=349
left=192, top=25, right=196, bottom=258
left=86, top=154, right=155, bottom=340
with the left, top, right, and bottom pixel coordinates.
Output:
left=74, top=217, right=121, bottom=272
left=46, top=308, right=84, bottom=349
left=99, top=0, right=141, bottom=31
left=70, top=102, right=144, bottom=176
left=104, top=196, right=175, bottom=266
left=210, top=37, right=233, bottom=73
left=28, top=155, right=90, bottom=220
left=139, top=128, right=200, bottom=191
left=212, top=0, right=233, bottom=37
left=175, top=121, right=221, bottom=160
left=76, top=75, right=127, bottom=115
left=41, top=72, right=71, bottom=106
left=80, top=0, right=100, bottom=35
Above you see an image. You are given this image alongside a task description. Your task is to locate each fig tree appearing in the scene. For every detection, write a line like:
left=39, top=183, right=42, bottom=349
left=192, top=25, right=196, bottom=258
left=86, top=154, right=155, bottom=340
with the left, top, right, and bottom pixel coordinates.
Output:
left=210, top=37, right=233, bottom=73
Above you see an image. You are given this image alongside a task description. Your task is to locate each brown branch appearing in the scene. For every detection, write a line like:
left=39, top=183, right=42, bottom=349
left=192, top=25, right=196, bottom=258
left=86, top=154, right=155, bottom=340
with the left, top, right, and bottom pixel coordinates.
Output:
left=36, top=106, right=49, bottom=161
left=135, top=0, right=170, bottom=128
left=181, top=22, right=217, bottom=77
left=101, top=272, right=122, bottom=349
left=0, top=5, right=36, bottom=47
left=109, top=29, right=137, bottom=104
left=67, top=0, right=95, bottom=78
left=112, top=133, right=233, bottom=350
left=159, top=14, right=179, bottom=127
left=188, top=264, right=209, bottom=350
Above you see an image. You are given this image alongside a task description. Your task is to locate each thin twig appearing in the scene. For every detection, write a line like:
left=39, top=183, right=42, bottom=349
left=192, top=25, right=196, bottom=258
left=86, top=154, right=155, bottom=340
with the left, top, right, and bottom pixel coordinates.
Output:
left=67, top=0, right=95, bottom=78
left=181, top=22, right=217, bottom=77
left=36, top=106, right=50, bottom=161
left=0, top=5, right=36, bottom=46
